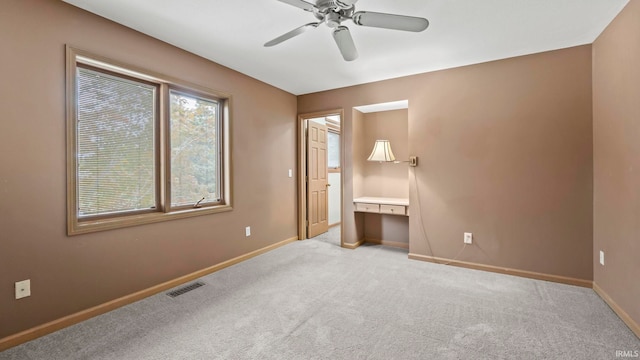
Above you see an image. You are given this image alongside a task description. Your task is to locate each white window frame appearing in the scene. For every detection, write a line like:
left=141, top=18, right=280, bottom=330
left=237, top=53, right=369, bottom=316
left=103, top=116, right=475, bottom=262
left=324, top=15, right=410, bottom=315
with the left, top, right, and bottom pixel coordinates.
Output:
left=66, top=46, right=232, bottom=235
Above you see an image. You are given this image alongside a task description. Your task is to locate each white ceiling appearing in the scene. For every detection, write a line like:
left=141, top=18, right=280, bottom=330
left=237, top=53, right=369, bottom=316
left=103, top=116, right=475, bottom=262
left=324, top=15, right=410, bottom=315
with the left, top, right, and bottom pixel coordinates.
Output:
left=63, top=0, right=628, bottom=95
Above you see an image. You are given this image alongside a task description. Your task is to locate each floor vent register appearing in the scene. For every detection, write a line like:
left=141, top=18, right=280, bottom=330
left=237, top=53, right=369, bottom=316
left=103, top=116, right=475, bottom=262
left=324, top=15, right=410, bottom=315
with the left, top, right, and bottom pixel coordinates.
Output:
left=167, top=281, right=205, bottom=298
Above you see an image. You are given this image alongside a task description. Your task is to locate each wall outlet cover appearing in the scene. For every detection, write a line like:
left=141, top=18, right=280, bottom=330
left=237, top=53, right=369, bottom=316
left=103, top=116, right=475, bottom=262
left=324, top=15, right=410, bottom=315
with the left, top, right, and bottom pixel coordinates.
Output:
left=15, top=279, right=31, bottom=299
left=464, top=232, right=473, bottom=244
left=245, top=226, right=251, bottom=237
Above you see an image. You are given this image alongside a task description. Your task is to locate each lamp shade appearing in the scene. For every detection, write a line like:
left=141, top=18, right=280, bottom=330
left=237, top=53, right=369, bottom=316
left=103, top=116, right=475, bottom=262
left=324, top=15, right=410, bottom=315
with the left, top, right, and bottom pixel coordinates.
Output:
left=367, top=140, right=396, bottom=162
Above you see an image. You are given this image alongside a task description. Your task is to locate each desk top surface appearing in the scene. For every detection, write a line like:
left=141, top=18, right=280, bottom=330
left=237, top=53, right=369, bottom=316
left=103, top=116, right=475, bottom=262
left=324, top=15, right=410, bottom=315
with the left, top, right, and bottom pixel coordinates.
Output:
left=353, top=196, right=409, bottom=206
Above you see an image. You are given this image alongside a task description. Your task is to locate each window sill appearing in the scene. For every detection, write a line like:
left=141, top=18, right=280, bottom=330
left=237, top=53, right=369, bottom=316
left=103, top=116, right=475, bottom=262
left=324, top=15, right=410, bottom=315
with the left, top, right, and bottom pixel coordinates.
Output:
left=68, top=204, right=233, bottom=236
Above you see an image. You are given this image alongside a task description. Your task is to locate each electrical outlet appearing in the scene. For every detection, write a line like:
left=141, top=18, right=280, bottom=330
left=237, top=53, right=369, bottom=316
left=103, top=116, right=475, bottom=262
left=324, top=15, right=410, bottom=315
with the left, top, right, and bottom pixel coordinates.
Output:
left=600, top=251, right=604, bottom=265
left=288, top=169, right=293, bottom=178
left=464, top=232, right=473, bottom=244
left=245, top=226, right=251, bottom=237
left=15, top=279, right=31, bottom=300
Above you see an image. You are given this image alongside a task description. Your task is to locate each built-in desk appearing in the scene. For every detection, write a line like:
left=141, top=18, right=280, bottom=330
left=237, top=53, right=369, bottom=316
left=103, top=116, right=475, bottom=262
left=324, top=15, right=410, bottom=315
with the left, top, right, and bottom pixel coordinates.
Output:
left=353, top=197, right=409, bottom=216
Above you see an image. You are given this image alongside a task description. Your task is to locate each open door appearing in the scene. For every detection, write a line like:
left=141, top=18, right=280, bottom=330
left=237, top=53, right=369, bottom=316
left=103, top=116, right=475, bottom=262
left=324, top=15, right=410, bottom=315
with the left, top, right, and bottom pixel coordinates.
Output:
left=307, top=120, right=329, bottom=238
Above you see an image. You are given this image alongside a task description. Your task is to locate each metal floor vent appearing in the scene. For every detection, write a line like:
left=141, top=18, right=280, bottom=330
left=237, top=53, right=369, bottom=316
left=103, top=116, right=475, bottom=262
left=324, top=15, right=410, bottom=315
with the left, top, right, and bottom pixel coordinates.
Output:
left=167, top=281, right=205, bottom=298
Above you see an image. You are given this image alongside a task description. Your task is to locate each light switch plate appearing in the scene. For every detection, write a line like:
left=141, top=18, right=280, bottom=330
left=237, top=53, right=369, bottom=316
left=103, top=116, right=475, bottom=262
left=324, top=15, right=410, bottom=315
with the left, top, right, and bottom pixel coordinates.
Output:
left=15, top=279, right=31, bottom=299
left=245, top=226, right=251, bottom=237
left=600, top=251, right=604, bottom=265
left=464, top=232, right=473, bottom=244
left=288, top=169, right=292, bottom=178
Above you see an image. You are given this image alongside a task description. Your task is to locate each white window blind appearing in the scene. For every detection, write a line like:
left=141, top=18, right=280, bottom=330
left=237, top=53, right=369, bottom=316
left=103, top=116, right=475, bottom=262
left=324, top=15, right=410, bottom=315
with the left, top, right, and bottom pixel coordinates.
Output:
left=76, top=67, right=157, bottom=217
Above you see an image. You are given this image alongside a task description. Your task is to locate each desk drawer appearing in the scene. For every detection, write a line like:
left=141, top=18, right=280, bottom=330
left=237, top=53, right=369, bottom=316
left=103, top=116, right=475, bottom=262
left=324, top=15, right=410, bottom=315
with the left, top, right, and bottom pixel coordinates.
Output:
left=355, top=203, right=380, bottom=213
left=380, top=204, right=406, bottom=215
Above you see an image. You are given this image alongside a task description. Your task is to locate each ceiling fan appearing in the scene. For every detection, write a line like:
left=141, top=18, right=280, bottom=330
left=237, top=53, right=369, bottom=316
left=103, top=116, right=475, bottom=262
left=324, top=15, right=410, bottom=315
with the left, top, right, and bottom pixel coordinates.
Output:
left=264, top=0, right=429, bottom=61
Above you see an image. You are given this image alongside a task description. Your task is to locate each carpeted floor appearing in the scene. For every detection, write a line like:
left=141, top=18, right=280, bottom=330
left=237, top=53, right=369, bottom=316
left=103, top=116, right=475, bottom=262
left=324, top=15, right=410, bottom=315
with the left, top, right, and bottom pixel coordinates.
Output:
left=1, top=232, right=638, bottom=360
left=310, top=226, right=341, bottom=247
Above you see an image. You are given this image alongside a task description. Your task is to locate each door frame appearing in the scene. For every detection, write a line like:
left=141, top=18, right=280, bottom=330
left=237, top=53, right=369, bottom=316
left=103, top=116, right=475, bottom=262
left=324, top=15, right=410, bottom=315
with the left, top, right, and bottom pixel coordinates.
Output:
left=297, top=109, right=344, bottom=246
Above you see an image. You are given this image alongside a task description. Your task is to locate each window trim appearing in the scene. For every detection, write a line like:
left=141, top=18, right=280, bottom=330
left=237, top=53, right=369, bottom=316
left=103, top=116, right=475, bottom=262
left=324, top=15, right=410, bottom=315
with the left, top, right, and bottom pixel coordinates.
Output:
left=66, top=46, right=232, bottom=235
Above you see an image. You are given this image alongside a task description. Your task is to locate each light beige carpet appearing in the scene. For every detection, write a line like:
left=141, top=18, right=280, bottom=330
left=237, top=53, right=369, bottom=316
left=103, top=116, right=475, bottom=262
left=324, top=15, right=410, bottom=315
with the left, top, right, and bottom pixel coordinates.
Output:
left=1, top=236, right=638, bottom=359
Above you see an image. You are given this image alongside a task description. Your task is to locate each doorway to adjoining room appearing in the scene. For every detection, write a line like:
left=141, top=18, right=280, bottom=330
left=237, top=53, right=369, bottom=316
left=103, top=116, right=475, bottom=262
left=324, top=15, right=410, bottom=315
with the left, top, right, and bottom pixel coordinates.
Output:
left=298, top=111, right=343, bottom=247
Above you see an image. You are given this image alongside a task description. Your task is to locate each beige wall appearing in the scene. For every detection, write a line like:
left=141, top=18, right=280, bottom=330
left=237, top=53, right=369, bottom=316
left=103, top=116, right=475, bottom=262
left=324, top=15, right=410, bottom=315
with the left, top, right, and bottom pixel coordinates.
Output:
left=593, top=0, right=640, bottom=330
left=0, top=0, right=297, bottom=338
left=351, top=110, right=366, bottom=240
left=358, top=109, right=409, bottom=199
left=299, top=45, right=594, bottom=280
left=354, top=109, right=410, bottom=245
left=352, top=110, right=366, bottom=199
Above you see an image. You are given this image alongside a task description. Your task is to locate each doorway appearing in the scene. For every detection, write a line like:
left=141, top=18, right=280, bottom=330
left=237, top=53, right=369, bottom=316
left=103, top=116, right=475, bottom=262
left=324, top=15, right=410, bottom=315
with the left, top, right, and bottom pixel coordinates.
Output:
left=297, top=109, right=344, bottom=247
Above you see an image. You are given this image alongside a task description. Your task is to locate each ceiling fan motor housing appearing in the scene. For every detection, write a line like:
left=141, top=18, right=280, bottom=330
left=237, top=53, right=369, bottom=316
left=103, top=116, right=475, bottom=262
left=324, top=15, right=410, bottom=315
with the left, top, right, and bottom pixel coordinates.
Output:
left=315, top=1, right=354, bottom=13
left=326, top=11, right=342, bottom=28
left=314, top=0, right=355, bottom=27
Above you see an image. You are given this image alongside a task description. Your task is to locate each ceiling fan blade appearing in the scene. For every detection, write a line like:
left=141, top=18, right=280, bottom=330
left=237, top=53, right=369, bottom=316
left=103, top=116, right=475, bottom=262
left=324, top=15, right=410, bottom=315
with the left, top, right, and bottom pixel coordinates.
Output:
left=335, top=0, right=359, bottom=9
left=332, top=26, right=358, bottom=61
left=277, top=0, right=316, bottom=12
left=264, top=22, right=320, bottom=47
left=352, top=11, right=429, bottom=32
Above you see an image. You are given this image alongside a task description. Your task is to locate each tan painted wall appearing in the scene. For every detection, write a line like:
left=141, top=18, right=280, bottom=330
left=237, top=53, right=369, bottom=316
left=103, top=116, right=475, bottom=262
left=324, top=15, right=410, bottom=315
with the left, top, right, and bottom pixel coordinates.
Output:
left=0, top=0, right=297, bottom=338
left=352, top=110, right=366, bottom=199
left=359, top=109, right=409, bottom=199
left=299, top=46, right=594, bottom=280
left=353, top=109, right=410, bottom=245
left=593, top=0, right=640, bottom=329
left=351, top=110, right=366, bottom=241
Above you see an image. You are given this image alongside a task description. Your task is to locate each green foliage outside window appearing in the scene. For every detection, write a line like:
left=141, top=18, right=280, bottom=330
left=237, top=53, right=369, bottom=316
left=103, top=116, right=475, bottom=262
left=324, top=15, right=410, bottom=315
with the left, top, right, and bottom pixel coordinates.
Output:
left=169, top=91, right=219, bottom=207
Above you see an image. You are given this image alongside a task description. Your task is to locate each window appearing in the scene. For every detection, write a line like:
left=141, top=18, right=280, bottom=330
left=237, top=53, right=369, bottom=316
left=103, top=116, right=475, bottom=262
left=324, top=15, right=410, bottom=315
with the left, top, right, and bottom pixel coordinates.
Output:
left=169, top=90, right=222, bottom=208
left=67, top=47, right=231, bottom=235
left=327, top=131, right=340, bottom=169
left=76, top=66, right=158, bottom=217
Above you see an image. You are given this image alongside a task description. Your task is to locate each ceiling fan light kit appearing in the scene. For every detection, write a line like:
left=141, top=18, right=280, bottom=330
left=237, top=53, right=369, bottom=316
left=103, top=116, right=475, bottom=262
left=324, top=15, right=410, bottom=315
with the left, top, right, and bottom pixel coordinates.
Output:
left=265, top=0, right=429, bottom=61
